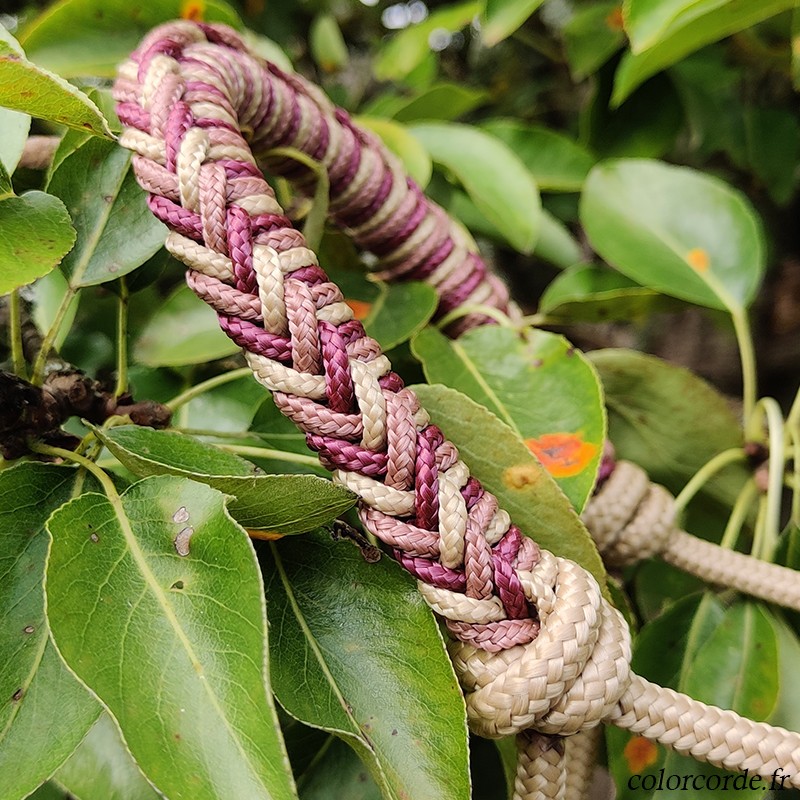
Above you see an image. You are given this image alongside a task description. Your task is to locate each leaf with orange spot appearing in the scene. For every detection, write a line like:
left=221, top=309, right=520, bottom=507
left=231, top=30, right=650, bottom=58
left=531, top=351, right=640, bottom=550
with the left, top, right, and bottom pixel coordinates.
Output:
left=605, top=6, right=624, bottom=31
left=345, top=298, right=372, bottom=320
left=180, top=0, right=206, bottom=20
left=623, top=736, right=658, bottom=774
left=525, top=433, right=598, bottom=478
left=412, top=325, right=605, bottom=511
left=685, top=247, right=709, bottom=272
left=582, top=160, right=765, bottom=313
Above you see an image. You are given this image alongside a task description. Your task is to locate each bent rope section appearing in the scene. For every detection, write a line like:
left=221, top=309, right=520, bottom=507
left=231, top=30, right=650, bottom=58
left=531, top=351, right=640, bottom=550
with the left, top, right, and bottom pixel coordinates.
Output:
left=583, top=460, right=800, bottom=611
left=115, top=21, right=800, bottom=800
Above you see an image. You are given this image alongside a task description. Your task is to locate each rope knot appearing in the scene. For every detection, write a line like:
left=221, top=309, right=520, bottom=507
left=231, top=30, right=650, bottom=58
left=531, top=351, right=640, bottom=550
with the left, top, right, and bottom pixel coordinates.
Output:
left=582, top=460, right=675, bottom=567
left=448, top=552, right=632, bottom=738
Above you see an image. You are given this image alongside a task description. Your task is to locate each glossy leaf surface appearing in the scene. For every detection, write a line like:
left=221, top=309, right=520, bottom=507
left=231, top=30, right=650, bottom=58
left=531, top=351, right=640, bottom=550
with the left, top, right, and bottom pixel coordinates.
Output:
left=47, top=138, right=166, bottom=287
left=0, top=190, right=75, bottom=294
left=20, top=0, right=241, bottom=78
left=46, top=476, right=297, bottom=800
left=134, top=283, right=239, bottom=366
left=364, top=281, right=438, bottom=351
left=411, top=122, right=540, bottom=253
left=0, top=463, right=100, bottom=800
left=589, top=349, right=749, bottom=505
left=0, top=23, right=112, bottom=138
left=482, top=0, right=546, bottom=46
left=262, top=531, right=470, bottom=800
left=613, top=0, right=797, bottom=103
left=581, top=159, right=765, bottom=311
left=96, top=426, right=356, bottom=533
left=480, top=119, right=596, bottom=191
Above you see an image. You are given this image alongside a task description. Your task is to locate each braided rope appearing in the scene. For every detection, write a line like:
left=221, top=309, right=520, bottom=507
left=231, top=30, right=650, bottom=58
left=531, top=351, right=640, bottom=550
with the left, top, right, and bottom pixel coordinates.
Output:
left=564, top=728, right=601, bottom=800
left=115, top=22, right=800, bottom=800
left=584, top=460, right=800, bottom=611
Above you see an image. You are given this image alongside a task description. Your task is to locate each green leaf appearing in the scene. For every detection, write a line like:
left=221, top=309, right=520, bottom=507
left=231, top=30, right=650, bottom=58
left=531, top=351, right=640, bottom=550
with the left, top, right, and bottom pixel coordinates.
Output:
left=540, top=263, right=672, bottom=323
left=652, top=602, right=779, bottom=800
left=391, top=83, right=489, bottom=123
left=96, top=426, right=356, bottom=534
left=356, top=117, right=432, bottom=187
left=0, top=463, right=100, bottom=800
left=479, top=119, right=596, bottom=192
left=589, top=349, right=749, bottom=505
left=46, top=475, right=297, bottom=800
left=0, top=23, right=112, bottom=138
left=373, top=0, right=482, bottom=81
left=134, top=283, right=239, bottom=366
left=298, top=737, right=381, bottom=800
left=182, top=373, right=267, bottom=434
left=0, top=191, right=76, bottom=294
left=47, top=138, right=166, bottom=287
left=432, top=179, right=580, bottom=268
left=683, top=602, right=778, bottom=721
left=412, top=326, right=605, bottom=511
left=613, top=0, right=798, bottom=103
left=580, top=159, right=765, bottom=311
left=482, top=0, right=546, bottom=46
left=411, top=122, right=540, bottom=253
left=28, top=784, right=69, bottom=800
left=562, top=2, right=625, bottom=79
left=606, top=593, right=724, bottom=799
left=262, top=530, right=471, bottom=800
left=364, top=281, right=438, bottom=350
left=768, top=609, right=800, bottom=733
left=411, top=384, right=608, bottom=593
left=54, top=712, right=161, bottom=800
left=0, top=107, right=30, bottom=176
left=19, top=0, right=242, bottom=78
left=309, top=14, right=348, bottom=73
left=0, top=161, right=13, bottom=200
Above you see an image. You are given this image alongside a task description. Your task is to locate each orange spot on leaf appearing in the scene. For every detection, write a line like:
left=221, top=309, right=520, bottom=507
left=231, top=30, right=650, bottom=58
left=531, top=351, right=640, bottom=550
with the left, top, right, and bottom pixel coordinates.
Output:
left=346, top=299, right=372, bottom=320
left=624, top=736, right=658, bottom=774
left=181, top=0, right=206, bottom=21
left=605, top=6, right=624, bottom=31
left=686, top=248, right=710, bottom=272
left=525, top=433, right=598, bottom=478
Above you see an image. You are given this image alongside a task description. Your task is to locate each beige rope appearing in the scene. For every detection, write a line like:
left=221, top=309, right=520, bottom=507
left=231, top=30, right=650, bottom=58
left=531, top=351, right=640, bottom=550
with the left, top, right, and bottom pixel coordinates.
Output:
left=564, top=728, right=601, bottom=800
left=583, top=460, right=800, bottom=610
left=516, top=732, right=567, bottom=800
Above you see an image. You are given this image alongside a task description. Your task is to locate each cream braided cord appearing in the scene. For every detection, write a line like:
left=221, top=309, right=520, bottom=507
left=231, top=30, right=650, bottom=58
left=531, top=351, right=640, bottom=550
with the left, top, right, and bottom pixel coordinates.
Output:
left=115, top=22, right=800, bottom=800
left=583, top=460, right=800, bottom=610
left=564, top=729, right=601, bottom=800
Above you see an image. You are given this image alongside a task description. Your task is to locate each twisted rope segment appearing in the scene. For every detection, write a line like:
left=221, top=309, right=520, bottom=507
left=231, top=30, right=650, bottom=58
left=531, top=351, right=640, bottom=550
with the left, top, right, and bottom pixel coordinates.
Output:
left=115, top=21, right=800, bottom=800
left=583, top=460, right=800, bottom=611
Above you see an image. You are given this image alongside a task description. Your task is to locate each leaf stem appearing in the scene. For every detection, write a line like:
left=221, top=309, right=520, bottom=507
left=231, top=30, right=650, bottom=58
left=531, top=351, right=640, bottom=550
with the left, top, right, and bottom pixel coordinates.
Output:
left=166, top=367, right=253, bottom=411
left=730, top=306, right=757, bottom=425
left=218, top=443, right=321, bottom=468
left=750, top=397, right=785, bottom=561
left=8, top=288, right=26, bottom=378
left=31, top=285, right=77, bottom=385
left=673, top=447, right=745, bottom=516
left=114, top=278, right=129, bottom=398
left=719, top=479, right=758, bottom=551
left=29, top=442, right=119, bottom=501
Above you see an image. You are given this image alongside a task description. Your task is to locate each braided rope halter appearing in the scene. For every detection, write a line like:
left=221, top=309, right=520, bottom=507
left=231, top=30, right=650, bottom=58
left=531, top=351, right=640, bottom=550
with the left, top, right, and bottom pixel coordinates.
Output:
left=115, top=22, right=800, bottom=800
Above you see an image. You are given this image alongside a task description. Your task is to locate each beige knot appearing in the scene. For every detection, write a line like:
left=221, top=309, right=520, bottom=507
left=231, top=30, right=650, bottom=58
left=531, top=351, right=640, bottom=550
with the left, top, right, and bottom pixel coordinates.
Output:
left=582, top=461, right=675, bottom=568
left=448, top=554, right=632, bottom=738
